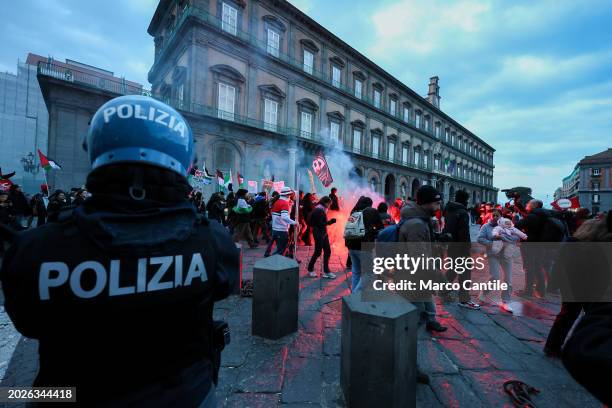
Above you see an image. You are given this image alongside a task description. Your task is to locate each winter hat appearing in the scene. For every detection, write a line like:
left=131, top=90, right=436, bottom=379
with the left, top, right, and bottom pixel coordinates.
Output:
left=497, top=217, right=512, bottom=228
left=416, top=185, right=441, bottom=205
left=455, top=189, right=469, bottom=206
left=280, top=186, right=294, bottom=196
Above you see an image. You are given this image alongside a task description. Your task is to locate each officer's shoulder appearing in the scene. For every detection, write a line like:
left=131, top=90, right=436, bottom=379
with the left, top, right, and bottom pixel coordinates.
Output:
left=12, top=222, right=68, bottom=249
left=195, top=216, right=229, bottom=236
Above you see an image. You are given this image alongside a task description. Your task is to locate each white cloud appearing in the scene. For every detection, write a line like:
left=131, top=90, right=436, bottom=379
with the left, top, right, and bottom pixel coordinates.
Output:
left=494, top=163, right=575, bottom=201
left=289, top=0, right=314, bottom=14
left=455, top=50, right=612, bottom=105
left=60, top=26, right=110, bottom=50
left=368, top=0, right=491, bottom=57
left=126, top=0, right=159, bottom=15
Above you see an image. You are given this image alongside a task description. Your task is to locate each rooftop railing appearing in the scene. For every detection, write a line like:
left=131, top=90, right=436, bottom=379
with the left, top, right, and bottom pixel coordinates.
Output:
left=38, top=62, right=147, bottom=96
left=37, top=61, right=490, bottom=188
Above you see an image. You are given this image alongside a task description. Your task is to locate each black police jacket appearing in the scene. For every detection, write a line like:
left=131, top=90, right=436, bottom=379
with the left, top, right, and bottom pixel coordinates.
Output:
left=0, top=195, right=239, bottom=406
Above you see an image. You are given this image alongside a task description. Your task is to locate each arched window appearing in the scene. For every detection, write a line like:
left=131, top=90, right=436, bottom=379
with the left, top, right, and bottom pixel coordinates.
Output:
left=215, top=143, right=236, bottom=174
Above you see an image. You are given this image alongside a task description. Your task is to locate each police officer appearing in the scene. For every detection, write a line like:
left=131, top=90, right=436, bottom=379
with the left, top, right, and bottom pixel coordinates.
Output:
left=0, top=96, right=239, bottom=407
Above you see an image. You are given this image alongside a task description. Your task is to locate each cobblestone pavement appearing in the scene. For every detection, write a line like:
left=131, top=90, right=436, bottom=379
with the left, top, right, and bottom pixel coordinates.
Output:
left=0, top=224, right=603, bottom=407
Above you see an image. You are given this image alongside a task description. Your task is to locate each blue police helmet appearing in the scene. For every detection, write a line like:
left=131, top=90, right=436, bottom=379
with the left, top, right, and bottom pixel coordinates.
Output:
left=85, top=95, right=194, bottom=177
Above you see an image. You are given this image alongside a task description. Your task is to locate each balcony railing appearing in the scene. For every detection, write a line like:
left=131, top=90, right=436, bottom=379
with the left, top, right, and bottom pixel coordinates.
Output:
left=37, top=61, right=492, bottom=188
left=149, top=5, right=495, bottom=168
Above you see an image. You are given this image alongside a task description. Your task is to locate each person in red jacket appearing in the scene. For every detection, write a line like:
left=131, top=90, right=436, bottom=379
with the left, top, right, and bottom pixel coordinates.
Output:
left=264, top=187, right=297, bottom=257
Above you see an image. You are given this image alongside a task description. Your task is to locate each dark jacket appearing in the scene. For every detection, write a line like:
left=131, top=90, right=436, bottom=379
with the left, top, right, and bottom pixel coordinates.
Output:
left=563, top=302, right=612, bottom=405
left=443, top=201, right=471, bottom=256
left=251, top=197, right=269, bottom=220
left=0, top=202, right=13, bottom=225
left=398, top=205, right=437, bottom=296
left=0, top=195, right=238, bottom=406
left=399, top=205, right=434, bottom=244
left=515, top=208, right=552, bottom=242
left=8, top=190, right=31, bottom=216
left=47, top=198, right=69, bottom=223
left=443, top=201, right=470, bottom=242
left=302, top=199, right=315, bottom=225
left=206, top=196, right=226, bottom=223
left=329, top=193, right=340, bottom=211
left=308, top=205, right=335, bottom=234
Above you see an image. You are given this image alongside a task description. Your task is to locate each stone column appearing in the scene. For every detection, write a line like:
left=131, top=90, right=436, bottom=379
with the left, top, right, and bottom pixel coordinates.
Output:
left=287, top=147, right=297, bottom=188
left=443, top=180, right=450, bottom=203
left=287, top=83, right=296, bottom=132
left=344, top=104, right=351, bottom=148
left=246, top=63, right=258, bottom=118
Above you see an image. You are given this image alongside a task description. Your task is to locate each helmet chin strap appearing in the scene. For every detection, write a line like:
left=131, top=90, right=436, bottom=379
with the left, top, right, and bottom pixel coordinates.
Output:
left=128, top=168, right=146, bottom=201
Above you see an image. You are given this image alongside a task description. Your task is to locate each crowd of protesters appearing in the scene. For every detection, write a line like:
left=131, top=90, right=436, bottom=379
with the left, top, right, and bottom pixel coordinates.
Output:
left=0, top=184, right=89, bottom=255
left=0, top=177, right=610, bottom=403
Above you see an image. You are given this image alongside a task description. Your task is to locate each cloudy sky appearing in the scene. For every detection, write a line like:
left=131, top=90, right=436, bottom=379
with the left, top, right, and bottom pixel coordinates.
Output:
left=2, top=0, right=611, bottom=201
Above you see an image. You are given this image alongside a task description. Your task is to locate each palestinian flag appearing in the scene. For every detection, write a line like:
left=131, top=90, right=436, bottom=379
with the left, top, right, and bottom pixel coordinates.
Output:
left=237, top=172, right=244, bottom=187
left=38, top=149, right=62, bottom=171
left=224, top=170, right=233, bottom=189
left=216, top=169, right=224, bottom=186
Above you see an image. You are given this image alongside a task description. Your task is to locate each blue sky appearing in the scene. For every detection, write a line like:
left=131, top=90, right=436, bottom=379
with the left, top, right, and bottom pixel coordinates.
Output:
left=2, top=0, right=611, bottom=202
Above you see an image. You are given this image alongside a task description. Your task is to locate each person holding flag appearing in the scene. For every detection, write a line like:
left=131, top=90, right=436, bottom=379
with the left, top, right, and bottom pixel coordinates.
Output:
left=224, top=170, right=233, bottom=190
left=232, top=188, right=257, bottom=248
left=38, top=149, right=62, bottom=172
left=216, top=169, right=224, bottom=188
left=237, top=172, right=245, bottom=189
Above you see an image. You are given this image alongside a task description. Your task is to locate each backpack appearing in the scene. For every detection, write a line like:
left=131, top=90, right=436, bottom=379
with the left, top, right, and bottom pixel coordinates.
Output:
left=376, top=219, right=406, bottom=243
left=344, top=211, right=365, bottom=239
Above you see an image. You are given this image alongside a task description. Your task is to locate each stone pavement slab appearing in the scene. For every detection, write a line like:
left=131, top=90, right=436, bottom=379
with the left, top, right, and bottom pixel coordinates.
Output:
left=0, top=235, right=603, bottom=407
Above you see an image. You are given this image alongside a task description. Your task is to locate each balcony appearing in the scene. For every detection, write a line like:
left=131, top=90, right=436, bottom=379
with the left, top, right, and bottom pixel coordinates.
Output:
left=37, top=61, right=493, bottom=189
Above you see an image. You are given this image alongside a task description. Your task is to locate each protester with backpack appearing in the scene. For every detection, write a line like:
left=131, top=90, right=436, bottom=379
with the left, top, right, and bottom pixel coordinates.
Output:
left=344, top=196, right=383, bottom=291
left=442, top=190, right=481, bottom=309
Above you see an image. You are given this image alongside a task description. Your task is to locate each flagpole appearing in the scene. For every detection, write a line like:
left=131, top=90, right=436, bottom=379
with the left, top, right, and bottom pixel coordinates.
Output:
left=294, top=171, right=300, bottom=258
left=42, top=169, right=49, bottom=194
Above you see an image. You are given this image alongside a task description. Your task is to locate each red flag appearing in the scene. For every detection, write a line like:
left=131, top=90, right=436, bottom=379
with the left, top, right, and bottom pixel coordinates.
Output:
left=237, top=172, right=244, bottom=187
left=551, top=197, right=580, bottom=210
left=312, top=149, right=333, bottom=188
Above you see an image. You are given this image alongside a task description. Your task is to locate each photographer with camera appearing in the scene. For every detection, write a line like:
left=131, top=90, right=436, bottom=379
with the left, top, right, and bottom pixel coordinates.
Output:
left=0, top=96, right=238, bottom=407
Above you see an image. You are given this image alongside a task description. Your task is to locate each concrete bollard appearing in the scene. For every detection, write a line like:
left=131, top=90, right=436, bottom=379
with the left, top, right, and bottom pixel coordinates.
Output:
left=231, top=243, right=243, bottom=295
left=252, top=255, right=299, bottom=339
left=341, top=294, right=418, bottom=408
